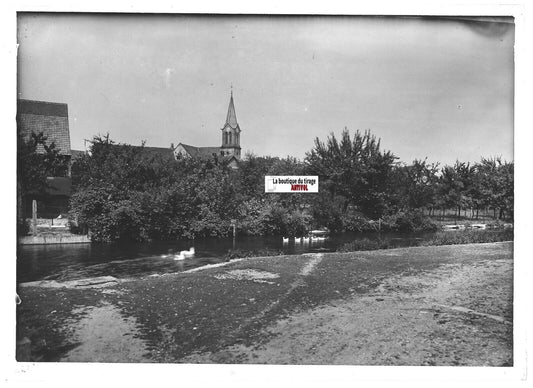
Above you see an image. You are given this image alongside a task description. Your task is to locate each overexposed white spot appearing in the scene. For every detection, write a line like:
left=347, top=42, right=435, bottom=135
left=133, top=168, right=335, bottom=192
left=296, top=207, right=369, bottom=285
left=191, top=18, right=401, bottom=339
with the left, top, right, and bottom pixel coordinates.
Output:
left=164, top=68, right=174, bottom=89
left=214, top=269, right=280, bottom=284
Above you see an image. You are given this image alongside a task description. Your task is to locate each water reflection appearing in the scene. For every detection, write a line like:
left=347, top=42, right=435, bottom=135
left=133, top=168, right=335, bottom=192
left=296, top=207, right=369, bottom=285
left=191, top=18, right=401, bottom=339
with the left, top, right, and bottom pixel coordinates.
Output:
left=17, top=232, right=431, bottom=283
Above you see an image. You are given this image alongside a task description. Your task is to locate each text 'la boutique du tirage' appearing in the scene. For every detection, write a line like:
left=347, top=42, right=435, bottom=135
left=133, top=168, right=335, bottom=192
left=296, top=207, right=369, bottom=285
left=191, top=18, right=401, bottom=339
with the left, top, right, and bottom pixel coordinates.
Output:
left=264, top=176, right=319, bottom=193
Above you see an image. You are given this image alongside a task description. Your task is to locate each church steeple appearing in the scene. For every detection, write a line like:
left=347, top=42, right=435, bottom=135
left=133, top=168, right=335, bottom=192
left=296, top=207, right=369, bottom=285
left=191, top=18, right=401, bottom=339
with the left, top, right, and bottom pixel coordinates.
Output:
left=220, top=88, right=241, bottom=159
left=225, top=90, right=238, bottom=129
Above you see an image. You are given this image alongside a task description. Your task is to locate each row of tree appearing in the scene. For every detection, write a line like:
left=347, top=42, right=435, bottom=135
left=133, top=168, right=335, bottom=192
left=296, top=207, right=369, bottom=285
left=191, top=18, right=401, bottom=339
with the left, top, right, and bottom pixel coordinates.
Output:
left=392, top=157, right=513, bottom=219
left=18, top=128, right=513, bottom=241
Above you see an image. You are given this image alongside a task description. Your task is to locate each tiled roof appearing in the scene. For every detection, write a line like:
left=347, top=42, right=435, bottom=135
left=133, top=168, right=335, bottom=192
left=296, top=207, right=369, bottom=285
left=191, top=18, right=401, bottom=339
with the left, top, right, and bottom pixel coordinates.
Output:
left=105, top=144, right=177, bottom=162
left=17, top=99, right=71, bottom=156
left=178, top=144, right=222, bottom=160
left=142, top=146, right=177, bottom=162
left=18, top=99, right=68, bottom=117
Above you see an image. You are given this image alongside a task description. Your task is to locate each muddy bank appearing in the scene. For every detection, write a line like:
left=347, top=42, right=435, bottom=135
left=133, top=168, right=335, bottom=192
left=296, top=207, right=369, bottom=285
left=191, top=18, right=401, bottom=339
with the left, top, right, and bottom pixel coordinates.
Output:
left=16, top=242, right=513, bottom=365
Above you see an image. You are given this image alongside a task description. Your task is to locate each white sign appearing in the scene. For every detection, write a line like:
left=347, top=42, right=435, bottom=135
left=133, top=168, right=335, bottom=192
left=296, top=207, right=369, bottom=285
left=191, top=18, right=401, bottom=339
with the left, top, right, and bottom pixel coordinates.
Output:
left=265, top=176, right=319, bottom=193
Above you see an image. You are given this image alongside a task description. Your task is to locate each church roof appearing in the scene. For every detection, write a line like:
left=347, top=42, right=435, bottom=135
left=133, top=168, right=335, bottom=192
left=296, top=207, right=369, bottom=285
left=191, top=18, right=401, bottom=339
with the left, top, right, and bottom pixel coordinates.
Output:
left=224, top=92, right=239, bottom=129
left=178, top=144, right=221, bottom=160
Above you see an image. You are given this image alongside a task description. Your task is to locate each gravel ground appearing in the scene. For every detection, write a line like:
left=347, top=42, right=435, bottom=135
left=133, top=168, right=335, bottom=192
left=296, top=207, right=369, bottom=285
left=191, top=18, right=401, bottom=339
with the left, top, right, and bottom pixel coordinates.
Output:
left=16, top=242, right=513, bottom=365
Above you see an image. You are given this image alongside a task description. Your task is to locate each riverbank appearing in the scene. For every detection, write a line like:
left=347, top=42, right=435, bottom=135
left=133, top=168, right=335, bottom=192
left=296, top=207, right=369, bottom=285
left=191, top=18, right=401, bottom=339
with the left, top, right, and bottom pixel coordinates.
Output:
left=18, top=233, right=90, bottom=245
left=16, top=242, right=513, bottom=365
left=338, top=229, right=513, bottom=252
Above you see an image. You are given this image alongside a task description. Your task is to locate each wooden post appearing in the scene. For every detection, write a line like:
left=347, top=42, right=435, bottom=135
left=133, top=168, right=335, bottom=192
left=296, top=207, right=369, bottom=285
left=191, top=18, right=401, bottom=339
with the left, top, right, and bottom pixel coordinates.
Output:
left=32, top=199, right=37, bottom=235
left=231, top=219, right=236, bottom=250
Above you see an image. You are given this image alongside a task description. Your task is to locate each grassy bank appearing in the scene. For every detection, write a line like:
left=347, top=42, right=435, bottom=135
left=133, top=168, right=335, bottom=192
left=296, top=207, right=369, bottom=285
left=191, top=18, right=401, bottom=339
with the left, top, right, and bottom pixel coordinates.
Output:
left=338, top=229, right=513, bottom=253
left=420, top=229, right=514, bottom=247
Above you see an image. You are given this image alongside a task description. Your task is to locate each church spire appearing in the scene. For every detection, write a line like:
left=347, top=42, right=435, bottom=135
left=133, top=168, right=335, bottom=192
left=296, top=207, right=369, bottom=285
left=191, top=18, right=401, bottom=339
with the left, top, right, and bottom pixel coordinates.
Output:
left=225, top=88, right=238, bottom=129
left=220, top=87, right=241, bottom=159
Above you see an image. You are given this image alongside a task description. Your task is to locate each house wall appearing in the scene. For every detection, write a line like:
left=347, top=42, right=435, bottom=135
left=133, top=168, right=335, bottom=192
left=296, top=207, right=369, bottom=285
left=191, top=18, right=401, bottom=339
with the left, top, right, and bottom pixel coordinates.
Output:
left=174, top=144, right=191, bottom=158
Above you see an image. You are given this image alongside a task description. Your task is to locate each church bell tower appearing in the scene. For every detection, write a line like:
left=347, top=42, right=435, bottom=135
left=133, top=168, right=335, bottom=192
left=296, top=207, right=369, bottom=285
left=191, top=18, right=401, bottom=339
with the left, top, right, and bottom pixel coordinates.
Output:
left=220, top=89, right=241, bottom=159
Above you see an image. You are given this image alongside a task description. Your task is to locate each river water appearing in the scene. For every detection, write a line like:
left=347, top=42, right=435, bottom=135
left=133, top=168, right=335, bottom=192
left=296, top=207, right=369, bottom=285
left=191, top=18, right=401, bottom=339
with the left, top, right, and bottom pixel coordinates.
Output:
left=17, top=232, right=433, bottom=283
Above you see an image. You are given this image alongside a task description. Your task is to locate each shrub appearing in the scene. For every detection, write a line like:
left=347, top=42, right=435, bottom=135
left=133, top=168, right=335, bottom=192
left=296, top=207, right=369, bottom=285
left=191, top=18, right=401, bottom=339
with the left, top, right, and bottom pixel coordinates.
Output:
left=17, top=219, right=30, bottom=237
left=420, top=229, right=513, bottom=246
left=337, top=237, right=392, bottom=252
left=341, top=212, right=378, bottom=232
left=381, top=210, right=438, bottom=233
left=223, top=248, right=285, bottom=261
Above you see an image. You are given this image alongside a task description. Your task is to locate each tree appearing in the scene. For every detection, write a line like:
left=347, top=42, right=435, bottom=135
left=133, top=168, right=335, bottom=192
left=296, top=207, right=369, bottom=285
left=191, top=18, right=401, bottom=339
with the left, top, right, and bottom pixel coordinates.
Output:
left=235, top=153, right=278, bottom=200
left=391, top=159, right=440, bottom=212
left=497, top=160, right=514, bottom=220
left=436, top=161, right=476, bottom=218
left=17, top=130, right=70, bottom=231
left=305, top=128, right=397, bottom=219
left=473, top=157, right=513, bottom=220
left=70, top=135, right=241, bottom=241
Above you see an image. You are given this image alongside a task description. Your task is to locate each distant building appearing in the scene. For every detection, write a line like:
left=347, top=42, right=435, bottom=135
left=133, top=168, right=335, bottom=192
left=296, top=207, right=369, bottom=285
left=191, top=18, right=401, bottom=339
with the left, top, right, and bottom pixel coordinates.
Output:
left=175, top=91, right=241, bottom=169
left=17, top=99, right=73, bottom=218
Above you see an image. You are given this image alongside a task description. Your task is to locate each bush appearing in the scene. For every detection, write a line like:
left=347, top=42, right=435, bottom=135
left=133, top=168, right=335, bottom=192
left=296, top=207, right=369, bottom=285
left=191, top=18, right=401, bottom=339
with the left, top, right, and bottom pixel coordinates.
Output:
left=223, top=248, right=285, bottom=261
left=420, top=229, right=513, bottom=246
left=341, top=212, right=378, bottom=232
left=381, top=210, right=438, bottom=233
left=338, top=237, right=392, bottom=252
left=17, top=220, right=30, bottom=237
left=338, top=229, right=513, bottom=253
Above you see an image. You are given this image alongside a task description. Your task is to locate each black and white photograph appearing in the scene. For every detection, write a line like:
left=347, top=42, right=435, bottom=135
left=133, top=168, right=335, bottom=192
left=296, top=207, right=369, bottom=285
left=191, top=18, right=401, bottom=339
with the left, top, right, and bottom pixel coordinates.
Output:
left=6, top=1, right=531, bottom=384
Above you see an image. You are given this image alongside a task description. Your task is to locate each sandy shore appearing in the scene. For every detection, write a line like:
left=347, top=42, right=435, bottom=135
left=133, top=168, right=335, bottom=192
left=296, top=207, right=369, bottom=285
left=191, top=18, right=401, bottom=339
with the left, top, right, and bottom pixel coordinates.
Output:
left=16, top=242, right=513, bottom=365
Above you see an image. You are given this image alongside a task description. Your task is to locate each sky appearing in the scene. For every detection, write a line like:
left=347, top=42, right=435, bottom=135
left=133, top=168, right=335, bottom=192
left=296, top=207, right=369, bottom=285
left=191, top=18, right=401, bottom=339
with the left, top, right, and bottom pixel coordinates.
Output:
left=17, top=14, right=514, bottom=166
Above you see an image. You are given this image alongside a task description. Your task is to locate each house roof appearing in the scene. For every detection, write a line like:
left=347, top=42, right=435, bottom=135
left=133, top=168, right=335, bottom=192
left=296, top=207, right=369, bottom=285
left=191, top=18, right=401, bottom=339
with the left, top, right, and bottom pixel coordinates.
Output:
left=18, top=99, right=68, bottom=117
left=223, top=155, right=239, bottom=163
left=224, top=92, right=239, bottom=129
left=105, top=144, right=177, bottom=162
left=142, top=146, right=177, bottom=162
left=178, top=143, right=222, bottom=160
left=17, top=99, right=71, bottom=155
